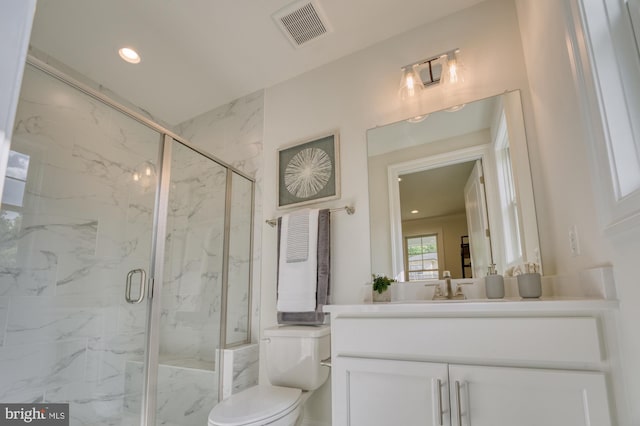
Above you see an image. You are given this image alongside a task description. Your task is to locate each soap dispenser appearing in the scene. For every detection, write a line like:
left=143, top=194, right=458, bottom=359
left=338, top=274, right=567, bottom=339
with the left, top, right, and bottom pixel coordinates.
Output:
left=485, top=264, right=505, bottom=299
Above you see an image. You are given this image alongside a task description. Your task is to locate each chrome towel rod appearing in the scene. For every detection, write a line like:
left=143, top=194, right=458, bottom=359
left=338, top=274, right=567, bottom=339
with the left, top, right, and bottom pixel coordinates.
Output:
left=265, top=205, right=355, bottom=227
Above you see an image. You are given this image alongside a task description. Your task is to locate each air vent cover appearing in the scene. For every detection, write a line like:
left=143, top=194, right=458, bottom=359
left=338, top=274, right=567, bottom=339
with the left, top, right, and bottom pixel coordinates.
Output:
left=273, top=0, right=332, bottom=48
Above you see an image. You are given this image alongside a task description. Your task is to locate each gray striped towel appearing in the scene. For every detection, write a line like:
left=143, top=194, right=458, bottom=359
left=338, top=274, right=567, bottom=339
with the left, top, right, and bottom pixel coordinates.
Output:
left=286, top=210, right=310, bottom=263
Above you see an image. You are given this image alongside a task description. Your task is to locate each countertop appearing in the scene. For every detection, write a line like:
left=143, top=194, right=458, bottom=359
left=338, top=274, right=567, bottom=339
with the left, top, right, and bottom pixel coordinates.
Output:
left=323, top=297, right=619, bottom=315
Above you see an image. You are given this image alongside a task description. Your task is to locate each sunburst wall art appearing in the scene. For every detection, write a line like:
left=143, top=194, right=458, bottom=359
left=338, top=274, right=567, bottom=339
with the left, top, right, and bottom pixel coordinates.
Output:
left=277, top=132, right=340, bottom=208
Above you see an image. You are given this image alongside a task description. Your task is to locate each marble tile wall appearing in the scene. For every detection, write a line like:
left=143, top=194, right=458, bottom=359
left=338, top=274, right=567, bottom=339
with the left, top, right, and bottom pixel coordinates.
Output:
left=175, top=90, right=264, bottom=346
left=221, top=343, right=259, bottom=400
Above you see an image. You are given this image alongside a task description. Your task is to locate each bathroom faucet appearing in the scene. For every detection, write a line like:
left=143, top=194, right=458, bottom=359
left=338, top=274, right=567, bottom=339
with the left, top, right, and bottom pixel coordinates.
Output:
left=424, top=271, right=474, bottom=300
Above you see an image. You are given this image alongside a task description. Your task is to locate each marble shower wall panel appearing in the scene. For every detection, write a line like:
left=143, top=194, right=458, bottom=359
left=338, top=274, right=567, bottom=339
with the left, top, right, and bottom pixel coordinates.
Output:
left=175, top=90, right=264, bottom=177
left=0, top=65, right=161, bottom=420
left=0, top=338, right=87, bottom=401
left=220, top=344, right=259, bottom=400
left=230, top=344, right=259, bottom=394
left=0, top=341, right=46, bottom=400
left=175, top=90, right=264, bottom=344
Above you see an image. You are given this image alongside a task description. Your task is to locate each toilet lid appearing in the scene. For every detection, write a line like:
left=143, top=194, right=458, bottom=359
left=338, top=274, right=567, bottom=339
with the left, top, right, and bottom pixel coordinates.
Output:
left=208, top=385, right=302, bottom=426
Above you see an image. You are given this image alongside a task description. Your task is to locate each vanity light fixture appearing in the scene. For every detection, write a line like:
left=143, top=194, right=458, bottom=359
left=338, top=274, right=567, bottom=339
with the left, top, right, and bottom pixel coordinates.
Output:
left=118, top=47, right=141, bottom=64
left=398, top=48, right=464, bottom=100
left=441, top=49, right=465, bottom=86
left=398, top=64, right=423, bottom=100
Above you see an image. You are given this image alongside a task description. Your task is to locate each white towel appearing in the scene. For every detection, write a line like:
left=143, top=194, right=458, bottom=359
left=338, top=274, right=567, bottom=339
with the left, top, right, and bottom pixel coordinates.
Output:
left=277, top=209, right=319, bottom=312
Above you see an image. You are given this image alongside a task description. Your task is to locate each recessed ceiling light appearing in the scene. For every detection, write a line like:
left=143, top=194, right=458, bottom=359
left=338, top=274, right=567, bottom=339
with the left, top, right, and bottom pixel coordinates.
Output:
left=118, top=47, right=141, bottom=64
left=411, top=210, right=419, bottom=214
left=398, top=177, right=403, bottom=182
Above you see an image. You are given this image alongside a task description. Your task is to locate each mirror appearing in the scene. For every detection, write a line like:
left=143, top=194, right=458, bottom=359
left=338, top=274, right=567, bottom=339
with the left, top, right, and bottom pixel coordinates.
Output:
left=367, top=90, right=540, bottom=282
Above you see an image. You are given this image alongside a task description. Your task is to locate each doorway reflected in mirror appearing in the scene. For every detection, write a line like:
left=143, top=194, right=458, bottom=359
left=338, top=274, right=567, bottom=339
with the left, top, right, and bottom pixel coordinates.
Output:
left=367, top=90, right=540, bottom=282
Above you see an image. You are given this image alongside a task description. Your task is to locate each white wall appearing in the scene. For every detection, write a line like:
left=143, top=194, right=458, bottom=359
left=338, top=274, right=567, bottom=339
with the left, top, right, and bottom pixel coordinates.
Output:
left=261, top=0, right=530, bottom=422
left=514, top=0, right=615, bottom=276
left=515, top=0, right=637, bottom=423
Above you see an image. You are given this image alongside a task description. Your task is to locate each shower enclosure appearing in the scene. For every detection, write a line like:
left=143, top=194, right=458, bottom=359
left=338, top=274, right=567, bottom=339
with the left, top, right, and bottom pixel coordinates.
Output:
left=0, top=59, right=254, bottom=426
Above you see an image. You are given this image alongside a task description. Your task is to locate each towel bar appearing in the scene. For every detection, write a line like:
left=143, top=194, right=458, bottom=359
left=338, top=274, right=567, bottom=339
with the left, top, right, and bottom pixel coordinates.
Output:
left=265, top=205, right=355, bottom=227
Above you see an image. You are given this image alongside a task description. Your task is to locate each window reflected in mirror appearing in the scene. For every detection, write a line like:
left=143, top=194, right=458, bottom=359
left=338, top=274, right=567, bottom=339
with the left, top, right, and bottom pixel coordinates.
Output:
left=405, top=234, right=440, bottom=281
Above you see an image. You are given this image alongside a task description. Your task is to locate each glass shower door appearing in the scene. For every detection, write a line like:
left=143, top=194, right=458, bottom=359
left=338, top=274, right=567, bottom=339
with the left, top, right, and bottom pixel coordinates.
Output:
left=0, top=64, right=161, bottom=426
left=226, top=172, right=253, bottom=347
left=151, top=139, right=228, bottom=426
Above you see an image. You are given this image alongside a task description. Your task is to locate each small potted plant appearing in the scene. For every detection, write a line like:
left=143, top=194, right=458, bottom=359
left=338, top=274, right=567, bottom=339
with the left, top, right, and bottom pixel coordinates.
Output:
left=372, top=274, right=396, bottom=303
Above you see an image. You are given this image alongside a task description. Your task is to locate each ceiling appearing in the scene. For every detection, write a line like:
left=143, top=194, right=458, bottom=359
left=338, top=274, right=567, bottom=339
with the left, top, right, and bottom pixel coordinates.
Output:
left=399, top=161, right=476, bottom=221
left=29, top=0, right=486, bottom=126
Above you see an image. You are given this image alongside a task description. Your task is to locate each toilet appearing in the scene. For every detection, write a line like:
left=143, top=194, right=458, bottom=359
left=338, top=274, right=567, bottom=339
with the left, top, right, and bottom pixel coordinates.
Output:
left=208, top=325, right=331, bottom=426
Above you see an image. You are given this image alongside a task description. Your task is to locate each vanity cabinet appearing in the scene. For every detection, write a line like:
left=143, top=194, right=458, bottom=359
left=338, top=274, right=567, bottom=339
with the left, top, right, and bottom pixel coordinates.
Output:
left=448, top=364, right=610, bottom=426
left=325, top=301, right=619, bottom=426
left=335, top=357, right=449, bottom=425
left=334, top=357, right=610, bottom=426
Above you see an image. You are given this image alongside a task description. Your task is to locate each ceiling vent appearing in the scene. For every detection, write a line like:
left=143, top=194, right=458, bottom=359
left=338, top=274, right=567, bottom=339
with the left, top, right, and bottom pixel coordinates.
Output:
left=273, top=0, right=332, bottom=48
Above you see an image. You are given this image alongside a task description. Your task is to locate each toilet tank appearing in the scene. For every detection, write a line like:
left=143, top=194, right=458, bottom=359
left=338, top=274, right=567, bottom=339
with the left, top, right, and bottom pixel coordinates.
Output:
left=264, top=325, right=330, bottom=391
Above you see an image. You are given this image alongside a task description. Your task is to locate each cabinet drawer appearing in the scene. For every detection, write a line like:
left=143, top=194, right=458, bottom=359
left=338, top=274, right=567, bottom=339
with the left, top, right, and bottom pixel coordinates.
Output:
left=332, top=316, right=602, bottom=365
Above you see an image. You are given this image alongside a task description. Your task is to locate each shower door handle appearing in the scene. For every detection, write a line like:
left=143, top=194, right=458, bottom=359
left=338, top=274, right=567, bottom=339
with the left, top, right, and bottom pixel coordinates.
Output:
left=125, top=268, right=147, bottom=304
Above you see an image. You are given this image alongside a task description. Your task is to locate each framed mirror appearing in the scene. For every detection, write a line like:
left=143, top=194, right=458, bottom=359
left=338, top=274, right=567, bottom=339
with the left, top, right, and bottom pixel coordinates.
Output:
left=367, top=90, right=540, bottom=282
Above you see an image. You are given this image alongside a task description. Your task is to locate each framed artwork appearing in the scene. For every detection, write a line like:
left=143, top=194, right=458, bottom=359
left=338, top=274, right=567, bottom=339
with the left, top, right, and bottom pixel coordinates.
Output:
left=277, top=132, right=340, bottom=208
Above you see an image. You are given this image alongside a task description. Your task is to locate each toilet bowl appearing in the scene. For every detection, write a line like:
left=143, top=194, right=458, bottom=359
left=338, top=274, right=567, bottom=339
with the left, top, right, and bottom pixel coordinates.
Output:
left=207, top=385, right=302, bottom=426
left=208, top=325, right=330, bottom=426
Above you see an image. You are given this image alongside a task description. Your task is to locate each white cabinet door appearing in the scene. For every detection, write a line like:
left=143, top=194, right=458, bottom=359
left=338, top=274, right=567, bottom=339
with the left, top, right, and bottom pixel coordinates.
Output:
left=333, top=356, right=449, bottom=426
left=448, top=365, right=612, bottom=426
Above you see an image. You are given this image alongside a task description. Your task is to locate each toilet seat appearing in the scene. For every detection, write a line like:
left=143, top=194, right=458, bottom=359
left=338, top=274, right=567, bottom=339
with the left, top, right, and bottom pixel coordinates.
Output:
left=208, top=385, right=302, bottom=426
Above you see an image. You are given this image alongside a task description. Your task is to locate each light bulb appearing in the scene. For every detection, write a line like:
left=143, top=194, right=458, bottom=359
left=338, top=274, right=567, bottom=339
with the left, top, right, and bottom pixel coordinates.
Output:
left=442, top=50, right=466, bottom=87
left=145, top=166, right=151, bottom=176
left=398, top=65, right=424, bottom=100
left=133, top=173, right=140, bottom=182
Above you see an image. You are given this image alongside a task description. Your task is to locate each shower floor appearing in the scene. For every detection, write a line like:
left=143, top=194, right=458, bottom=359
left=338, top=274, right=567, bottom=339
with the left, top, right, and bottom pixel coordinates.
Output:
left=158, top=356, right=215, bottom=371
